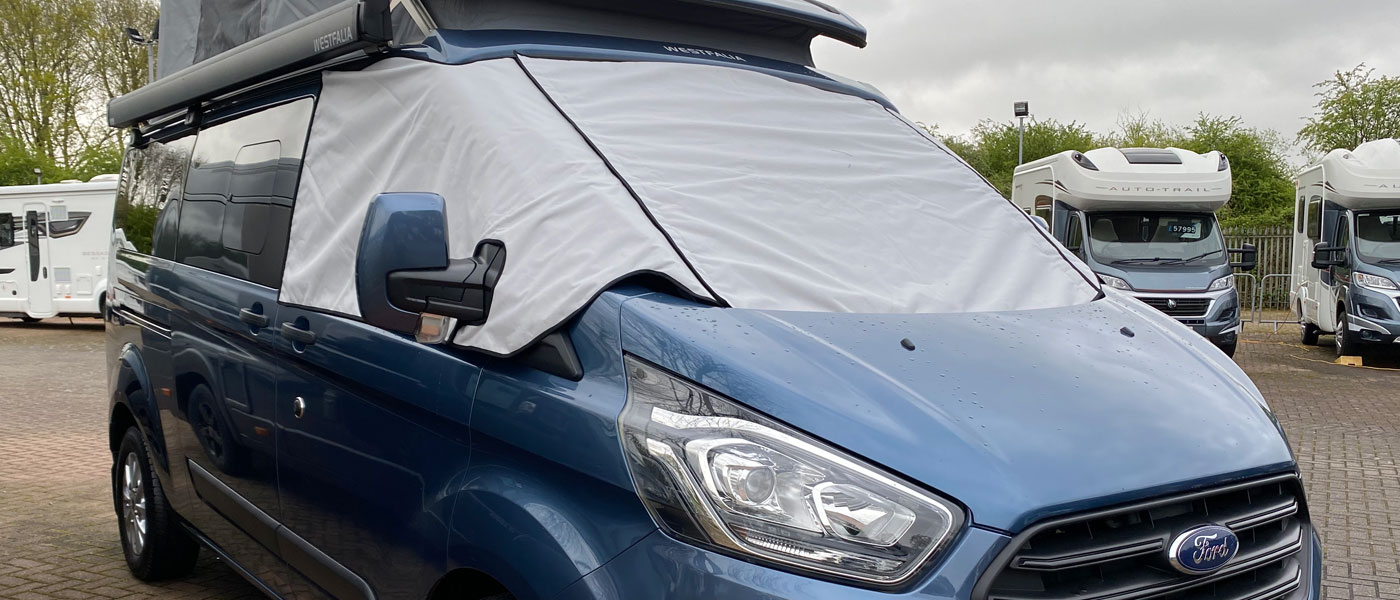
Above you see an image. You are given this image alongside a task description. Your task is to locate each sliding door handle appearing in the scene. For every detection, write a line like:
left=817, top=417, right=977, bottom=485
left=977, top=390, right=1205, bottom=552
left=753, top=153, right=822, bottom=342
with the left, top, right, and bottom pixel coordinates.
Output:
left=239, top=308, right=269, bottom=328
left=280, top=322, right=316, bottom=346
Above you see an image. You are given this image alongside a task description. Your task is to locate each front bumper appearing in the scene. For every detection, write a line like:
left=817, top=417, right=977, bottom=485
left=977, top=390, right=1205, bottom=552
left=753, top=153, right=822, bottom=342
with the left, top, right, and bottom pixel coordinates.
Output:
left=555, top=527, right=1006, bottom=600
left=1129, top=287, right=1241, bottom=346
left=1346, top=285, right=1400, bottom=344
left=554, top=526, right=1323, bottom=600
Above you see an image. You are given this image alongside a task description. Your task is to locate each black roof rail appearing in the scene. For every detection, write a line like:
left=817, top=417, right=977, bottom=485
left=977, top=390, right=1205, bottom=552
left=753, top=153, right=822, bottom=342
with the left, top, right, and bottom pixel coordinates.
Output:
left=107, top=0, right=391, bottom=129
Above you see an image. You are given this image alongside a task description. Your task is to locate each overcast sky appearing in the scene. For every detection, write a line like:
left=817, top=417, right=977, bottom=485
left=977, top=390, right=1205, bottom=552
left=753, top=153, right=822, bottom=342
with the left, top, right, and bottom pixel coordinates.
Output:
left=812, top=1, right=1400, bottom=163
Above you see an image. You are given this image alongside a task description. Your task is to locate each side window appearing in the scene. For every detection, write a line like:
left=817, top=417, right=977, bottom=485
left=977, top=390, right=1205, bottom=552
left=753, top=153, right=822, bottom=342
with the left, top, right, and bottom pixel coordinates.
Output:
left=0, top=213, right=13, bottom=248
left=1295, top=195, right=1305, bottom=234
left=1065, top=213, right=1084, bottom=253
left=1034, top=195, right=1052, bottom=224
left=177, top=98, right=313, bottom=288
left=113, top=136, right=195, bottom=256
left=1336, top=216, right=1350, bottom=250
left=1306, top=196, right=1322, bottom=240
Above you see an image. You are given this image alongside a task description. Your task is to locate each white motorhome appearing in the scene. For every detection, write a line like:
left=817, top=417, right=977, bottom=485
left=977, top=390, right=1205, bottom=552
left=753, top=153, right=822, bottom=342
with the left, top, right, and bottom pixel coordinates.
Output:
left=1013, top=148, right=1255, bottom=356
left=1293, top=138, right=1400, bottom=356
left=0, top=176, right=118, bottom=321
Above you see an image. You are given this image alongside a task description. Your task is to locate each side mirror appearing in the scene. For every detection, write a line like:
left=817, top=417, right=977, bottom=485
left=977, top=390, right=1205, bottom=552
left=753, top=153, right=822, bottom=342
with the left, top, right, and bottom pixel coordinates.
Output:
left=1229, top=243, right=1257, bottom=271
left=1311, top=244, right=1345, bottom=269
left=355, top=193, right=506, bottom=344
left=1029, top=215, right=1049, bottom=231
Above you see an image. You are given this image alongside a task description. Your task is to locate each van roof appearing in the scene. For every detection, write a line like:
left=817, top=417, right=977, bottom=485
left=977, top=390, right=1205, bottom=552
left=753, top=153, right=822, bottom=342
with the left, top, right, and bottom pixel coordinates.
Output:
left=1013, top=147, right=1232, bottom=213
left=0, top=178, right=120, bottom=198
left=1304, top=138, right=1400, bottom=209
left=111, top=0, right=867, bottom=129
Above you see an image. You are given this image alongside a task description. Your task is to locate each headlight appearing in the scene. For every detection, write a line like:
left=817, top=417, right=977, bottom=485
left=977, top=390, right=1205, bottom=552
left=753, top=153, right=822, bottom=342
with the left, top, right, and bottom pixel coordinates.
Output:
left=1097, top=273, right=1133, bottom=290
left=1207, top=274, right=1236, bottom=292
left=1355, top=272, right=1399, bottom=291
left=619, top=356, right=962, bottom=586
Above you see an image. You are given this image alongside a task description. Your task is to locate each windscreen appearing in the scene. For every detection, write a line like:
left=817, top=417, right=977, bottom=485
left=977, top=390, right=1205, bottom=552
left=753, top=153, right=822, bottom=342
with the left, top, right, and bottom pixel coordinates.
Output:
left=1355, top=210, right=1400, bottom=265
left=1086, top=212, right=1225, bottom=266
left=286, top=57, right=1100, bottom=356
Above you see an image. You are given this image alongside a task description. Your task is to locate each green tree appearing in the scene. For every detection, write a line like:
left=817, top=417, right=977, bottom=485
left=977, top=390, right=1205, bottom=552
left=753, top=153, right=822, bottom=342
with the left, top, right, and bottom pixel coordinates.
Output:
left=1297, top=64, right=1400, bottom=157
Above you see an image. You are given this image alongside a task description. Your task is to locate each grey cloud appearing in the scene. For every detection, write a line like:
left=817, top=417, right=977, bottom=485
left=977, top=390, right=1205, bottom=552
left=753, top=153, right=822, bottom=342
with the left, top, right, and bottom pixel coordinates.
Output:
left=813, top=1, right=1400, bottom=159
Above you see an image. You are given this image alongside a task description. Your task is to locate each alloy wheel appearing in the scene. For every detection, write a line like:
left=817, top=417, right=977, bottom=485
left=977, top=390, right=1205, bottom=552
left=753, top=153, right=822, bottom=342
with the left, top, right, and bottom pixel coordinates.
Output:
left=121, top=452, right=148, bottom=556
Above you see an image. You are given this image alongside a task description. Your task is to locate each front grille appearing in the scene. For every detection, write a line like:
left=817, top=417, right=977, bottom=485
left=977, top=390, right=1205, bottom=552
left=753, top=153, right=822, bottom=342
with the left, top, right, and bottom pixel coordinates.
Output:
left=1141, top=297, right=1211, bottom=317
left=976, top=475, right=1312, bottom=600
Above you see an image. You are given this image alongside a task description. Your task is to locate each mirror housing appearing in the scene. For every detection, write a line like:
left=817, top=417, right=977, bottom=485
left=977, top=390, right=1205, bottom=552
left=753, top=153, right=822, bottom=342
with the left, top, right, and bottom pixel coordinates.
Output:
left=1228, top=243, right=1257, bottom=272
left=1029, top=215, right=1049, bottom=231
left=1311, top=244, right=1346, bottom=269
left=355, top=193, right=506, bottom=341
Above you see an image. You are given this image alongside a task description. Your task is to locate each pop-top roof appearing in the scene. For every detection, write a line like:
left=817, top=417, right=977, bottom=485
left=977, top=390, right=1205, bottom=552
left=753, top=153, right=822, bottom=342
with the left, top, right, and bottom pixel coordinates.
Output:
left=1013, top=147, right=1232, bottom=213
left=1308, top=138, right=1400, bottom=209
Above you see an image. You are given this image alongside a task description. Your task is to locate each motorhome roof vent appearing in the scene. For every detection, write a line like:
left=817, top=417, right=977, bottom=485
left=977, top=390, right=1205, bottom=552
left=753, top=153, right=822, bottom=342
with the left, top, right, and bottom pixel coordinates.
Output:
left=1119, top=148, right=1183, bottom=165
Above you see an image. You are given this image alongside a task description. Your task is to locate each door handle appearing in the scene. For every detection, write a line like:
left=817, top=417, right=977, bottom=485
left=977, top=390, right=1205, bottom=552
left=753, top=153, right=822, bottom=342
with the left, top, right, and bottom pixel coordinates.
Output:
left=280, top=322, right=317, bottom=345
left=239, top=308, right=269, bottom=328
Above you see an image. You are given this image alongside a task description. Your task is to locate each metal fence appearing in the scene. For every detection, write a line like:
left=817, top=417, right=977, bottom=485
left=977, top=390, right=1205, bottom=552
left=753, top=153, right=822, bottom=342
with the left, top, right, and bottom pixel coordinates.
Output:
left=1223, top=225, right=1293, bottom=313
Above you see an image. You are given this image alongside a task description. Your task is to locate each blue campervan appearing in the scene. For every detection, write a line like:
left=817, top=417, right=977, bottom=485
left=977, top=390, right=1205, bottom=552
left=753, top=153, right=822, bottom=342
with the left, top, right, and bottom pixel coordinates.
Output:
left=105, top=1, right=1319, bottom=599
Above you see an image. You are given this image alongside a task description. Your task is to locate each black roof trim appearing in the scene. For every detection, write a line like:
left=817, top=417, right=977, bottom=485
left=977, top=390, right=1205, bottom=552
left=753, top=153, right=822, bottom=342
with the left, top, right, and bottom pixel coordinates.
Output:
left=1119, top=148, right=1183, bottom=165
left=543, top=0, right=866, bottom=47
left=107, top=0, right=391, bottom=128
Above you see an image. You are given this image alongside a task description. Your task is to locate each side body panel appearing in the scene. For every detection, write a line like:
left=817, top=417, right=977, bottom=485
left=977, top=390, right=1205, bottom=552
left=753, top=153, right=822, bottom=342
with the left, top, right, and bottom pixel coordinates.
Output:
left=445, top=291, right=656, bottom=600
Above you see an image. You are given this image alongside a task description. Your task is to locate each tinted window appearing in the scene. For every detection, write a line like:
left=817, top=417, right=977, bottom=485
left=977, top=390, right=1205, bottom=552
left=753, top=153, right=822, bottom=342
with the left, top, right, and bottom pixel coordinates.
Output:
left=1034, top=195, right=1052, bottom=225
left=1306, top=197, right=1322, bottom=240
left=177, top=98, right=313, bottom=288
left=0, top=213, right=13, bottom=248
left=1355, top=210, right=1400, bottom=264
left=114, top=136, right=195, bottom=256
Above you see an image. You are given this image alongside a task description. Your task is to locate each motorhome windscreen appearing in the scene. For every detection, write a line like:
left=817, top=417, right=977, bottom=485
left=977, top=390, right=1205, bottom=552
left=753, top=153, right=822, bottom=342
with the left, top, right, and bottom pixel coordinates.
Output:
left=1086, top=212, right=1225, bottom=266
left=1355, top=210, right=1400, bottom=264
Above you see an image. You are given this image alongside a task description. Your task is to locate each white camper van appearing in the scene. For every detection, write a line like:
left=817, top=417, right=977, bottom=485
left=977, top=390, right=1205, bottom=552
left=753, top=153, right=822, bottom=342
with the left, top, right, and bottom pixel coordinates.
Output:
left=1013, top=148, right=1256, bottom=356
left=0, top=176, right=118, bottom=321
left=1293, top=138, right=1400, bottom=356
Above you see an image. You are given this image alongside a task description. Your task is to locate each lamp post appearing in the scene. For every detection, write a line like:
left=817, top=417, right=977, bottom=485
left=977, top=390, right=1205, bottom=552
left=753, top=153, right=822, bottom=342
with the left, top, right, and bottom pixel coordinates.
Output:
left=33, top=168, right=41, bottom=185
left=1014, top=101, right=1030, bottom=165
left=125, top=26, right=158, bottom=85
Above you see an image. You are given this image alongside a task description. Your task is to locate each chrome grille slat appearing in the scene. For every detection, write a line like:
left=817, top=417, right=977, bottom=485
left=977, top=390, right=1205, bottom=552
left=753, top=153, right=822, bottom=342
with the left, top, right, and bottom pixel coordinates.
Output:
left=976, top=475, right=1313, bottom=600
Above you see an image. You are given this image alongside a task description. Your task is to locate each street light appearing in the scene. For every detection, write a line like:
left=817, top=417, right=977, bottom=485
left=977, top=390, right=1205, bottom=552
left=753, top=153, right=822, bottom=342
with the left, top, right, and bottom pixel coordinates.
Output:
left=33, top=168, right=41, bottom=185
left=1014, top=101, right=1031, bottom=166
left=125, top=23, right=158, bottom=85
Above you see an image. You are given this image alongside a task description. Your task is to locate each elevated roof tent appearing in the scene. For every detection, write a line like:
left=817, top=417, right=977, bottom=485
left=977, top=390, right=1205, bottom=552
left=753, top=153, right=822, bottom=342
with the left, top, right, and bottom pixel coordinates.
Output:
left=111, top=0, right=867, bottom=129
left=1301, top=138, right=1400, bottom=209
left=1012, top=147, right=1232, bottom=214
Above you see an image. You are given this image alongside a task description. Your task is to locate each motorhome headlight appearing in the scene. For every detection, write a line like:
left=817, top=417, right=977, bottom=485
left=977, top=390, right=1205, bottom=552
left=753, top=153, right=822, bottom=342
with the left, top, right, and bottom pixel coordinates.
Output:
left=1097, top=273, right=1133, bottom=291
left=1355, top=272, right=1399, bottom=291
left=1208, top=274, right=1236, bottom=292
left=619, top=356, right=962, bottom=586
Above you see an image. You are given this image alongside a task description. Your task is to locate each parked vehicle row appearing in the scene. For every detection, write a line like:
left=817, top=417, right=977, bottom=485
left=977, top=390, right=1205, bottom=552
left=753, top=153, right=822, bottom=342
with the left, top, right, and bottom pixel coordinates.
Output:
left=94, top=0, right=1325, bottom=599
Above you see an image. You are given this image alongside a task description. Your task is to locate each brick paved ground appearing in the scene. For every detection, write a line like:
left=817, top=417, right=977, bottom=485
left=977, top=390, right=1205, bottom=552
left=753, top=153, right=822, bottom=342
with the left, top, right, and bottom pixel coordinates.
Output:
left=0, top=317, right=1397, bottom=599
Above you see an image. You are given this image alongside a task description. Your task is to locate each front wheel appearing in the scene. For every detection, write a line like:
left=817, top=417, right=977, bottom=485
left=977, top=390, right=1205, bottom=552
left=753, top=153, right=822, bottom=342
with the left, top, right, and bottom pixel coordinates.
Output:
left=1218, top=341, right=1237, bottom=358
left=1300, top=321, right=1319, bottom=346
left=1336, top=313, right=1362, bottom=357
left=115, top=426, right=199, bottom=580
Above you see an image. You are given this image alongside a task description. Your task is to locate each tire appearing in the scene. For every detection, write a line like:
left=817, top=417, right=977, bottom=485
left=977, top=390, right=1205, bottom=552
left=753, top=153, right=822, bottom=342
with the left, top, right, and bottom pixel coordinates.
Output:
left=1299, top=321, right=1319, bottom=346
left=1218, top=341, right=1237, bottom=358
left=1336, top=312, right=1362, bottom=357
left=188, top=385, right=245, bottom=475
left=19, top=316, right=40, bottom=323
left=115, top=426, right=199, bottom=580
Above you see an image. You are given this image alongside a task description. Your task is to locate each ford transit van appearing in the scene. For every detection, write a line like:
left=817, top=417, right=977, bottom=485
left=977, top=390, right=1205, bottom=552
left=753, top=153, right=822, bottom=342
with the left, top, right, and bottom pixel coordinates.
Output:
left=106, top=1, right=1318, bottom=599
